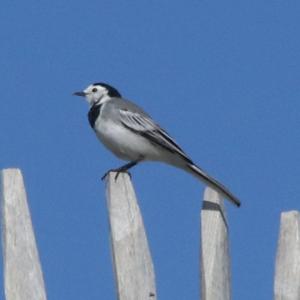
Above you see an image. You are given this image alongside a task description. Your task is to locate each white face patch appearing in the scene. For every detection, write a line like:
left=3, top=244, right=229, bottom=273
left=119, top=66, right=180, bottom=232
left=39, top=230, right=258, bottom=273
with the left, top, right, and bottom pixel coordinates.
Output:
left=83, top=84, right=110, bottom=106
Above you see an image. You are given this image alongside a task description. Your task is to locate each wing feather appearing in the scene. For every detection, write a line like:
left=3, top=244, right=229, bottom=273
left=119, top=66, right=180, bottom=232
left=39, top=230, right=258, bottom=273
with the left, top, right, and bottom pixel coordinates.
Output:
left=119, top=109, right=192, bottom=163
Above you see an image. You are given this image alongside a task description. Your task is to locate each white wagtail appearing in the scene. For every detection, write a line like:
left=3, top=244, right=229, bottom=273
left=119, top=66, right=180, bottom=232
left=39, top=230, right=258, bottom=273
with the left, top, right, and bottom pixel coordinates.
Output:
left=73, top=82, right=241, bottom=207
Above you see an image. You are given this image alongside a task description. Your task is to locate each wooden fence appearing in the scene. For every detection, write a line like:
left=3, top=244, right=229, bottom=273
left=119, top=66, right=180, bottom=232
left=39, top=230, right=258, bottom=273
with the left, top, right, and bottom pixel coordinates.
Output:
left=0, top=168, right=300, bottom=299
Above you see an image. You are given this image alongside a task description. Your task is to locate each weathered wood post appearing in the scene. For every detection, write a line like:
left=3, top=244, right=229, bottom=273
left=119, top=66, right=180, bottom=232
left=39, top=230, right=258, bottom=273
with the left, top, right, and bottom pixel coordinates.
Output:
left=105, top=172, right=156, bottom=300
left=274, top=211, right=300, bottom=300
left=200, top=187, right=231, bottom=300
left=0, top=168, right=47, bottom=300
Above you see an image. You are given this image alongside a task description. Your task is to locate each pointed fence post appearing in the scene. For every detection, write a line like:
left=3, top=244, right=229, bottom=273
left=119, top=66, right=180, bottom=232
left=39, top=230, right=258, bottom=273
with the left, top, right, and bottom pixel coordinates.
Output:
left=274, top=211, right=300, bottom=300
left=105, top=172, right=156, bottom=300
left=200, top=187, right=231, bottom=300
left=0, top=168, right=47, bottom=300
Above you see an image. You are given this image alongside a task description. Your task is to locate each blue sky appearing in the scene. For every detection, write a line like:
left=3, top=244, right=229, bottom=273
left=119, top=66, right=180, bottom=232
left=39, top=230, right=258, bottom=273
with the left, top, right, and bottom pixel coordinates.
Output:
left=1, top=1, right=300, bottom=299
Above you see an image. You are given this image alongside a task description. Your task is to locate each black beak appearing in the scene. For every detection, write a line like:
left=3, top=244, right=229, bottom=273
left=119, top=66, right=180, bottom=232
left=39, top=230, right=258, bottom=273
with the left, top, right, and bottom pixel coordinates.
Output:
left=73, top=91, right=86, bottom=97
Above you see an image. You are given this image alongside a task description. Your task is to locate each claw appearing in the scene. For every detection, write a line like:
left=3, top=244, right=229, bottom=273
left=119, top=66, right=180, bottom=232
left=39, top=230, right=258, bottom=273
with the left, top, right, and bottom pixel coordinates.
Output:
left=114, top=171, right=120, bottom=181
left=114, top=170, right=132, bottom=181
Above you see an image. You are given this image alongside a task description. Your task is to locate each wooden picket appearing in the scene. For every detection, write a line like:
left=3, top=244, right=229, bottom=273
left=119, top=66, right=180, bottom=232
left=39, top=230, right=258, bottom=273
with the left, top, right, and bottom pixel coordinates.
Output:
left=0, top=169, right=47, bottom=300
left=105, top=172, right=156, bottom=300
left=200, top=187, right=231, bottom=300
left=274, top=211, right=300, bottom=300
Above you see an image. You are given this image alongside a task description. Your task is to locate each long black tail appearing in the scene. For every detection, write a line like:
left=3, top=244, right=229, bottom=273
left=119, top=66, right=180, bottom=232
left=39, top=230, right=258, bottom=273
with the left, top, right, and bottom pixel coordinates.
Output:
left=188, top=163, right=241, bottom=207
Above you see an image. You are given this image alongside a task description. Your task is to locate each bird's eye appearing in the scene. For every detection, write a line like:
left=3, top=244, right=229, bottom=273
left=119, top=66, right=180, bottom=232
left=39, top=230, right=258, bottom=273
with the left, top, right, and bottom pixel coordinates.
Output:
left=92, top=88, right=98, bottom=93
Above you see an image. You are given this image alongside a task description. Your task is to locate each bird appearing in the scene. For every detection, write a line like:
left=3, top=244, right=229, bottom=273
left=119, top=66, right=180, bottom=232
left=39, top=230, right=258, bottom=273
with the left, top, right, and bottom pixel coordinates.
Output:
left=73, top=82, right=241, bottom=207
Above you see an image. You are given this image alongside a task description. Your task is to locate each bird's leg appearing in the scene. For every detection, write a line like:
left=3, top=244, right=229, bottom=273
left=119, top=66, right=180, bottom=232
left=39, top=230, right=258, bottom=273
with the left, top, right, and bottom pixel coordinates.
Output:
left=101, top=161, right=139, bottom=181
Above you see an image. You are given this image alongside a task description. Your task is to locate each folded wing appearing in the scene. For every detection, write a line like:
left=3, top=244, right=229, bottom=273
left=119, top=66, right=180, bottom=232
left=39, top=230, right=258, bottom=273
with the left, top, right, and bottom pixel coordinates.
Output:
left=119, top=109, right=192, bottom=163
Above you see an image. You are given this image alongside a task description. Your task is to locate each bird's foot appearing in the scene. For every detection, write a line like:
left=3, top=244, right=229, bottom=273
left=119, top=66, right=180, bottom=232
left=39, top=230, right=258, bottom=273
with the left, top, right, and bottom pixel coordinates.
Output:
left=101, top=161, right=138, bottom=181
left=101, top=169, right=132, bottom=181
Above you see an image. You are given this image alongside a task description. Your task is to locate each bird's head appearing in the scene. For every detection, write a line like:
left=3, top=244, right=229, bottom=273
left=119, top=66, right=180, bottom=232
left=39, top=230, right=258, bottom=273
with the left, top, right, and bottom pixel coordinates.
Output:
left=73, top=82, right=121, bottom=106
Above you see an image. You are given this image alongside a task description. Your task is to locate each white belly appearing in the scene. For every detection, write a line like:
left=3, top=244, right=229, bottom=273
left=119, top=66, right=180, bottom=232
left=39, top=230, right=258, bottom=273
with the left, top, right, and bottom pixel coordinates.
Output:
left=94, top=118, right=162, bottom=161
